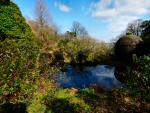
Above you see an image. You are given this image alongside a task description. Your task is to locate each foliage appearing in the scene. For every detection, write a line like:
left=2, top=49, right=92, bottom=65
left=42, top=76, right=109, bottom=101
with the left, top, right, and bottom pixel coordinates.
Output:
left=0, top=1, right=40, bottom=104
left=27, top=76, right=56, bottom=113
left=126, top=19, right=142, bottom=36
left=112, top=88, right=150, bottom=113
left=38, top=51, right=61, bottom=77
left=77, top=88, right=97, bottom=99
left=65, top=31, right=77, bottom=39
left=1, top=1, right=150, bottom=113
left=0, top=2, right=33, bottom=41
left=37, top=37, right=112, bottom=70
left=30, top=0, right=58, bottom=47
left=0, top=39, right=39, bottom=103
left=139, top=20, right=150, bottom=54
left=41, top=87, right=150, bottom=113
left=71, top=21, right=88, bottom=38
left=28, top=89, right=91, bottom=113
left=141, top=20, right=150, bottom=40
left=127, top=55, right=150, bottom=94
left=54, top=37, right=111, bottom=65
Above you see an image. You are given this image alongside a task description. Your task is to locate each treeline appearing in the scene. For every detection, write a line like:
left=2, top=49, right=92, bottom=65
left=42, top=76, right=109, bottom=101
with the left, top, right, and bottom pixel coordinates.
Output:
left=26, top=0, right=113, bottom=69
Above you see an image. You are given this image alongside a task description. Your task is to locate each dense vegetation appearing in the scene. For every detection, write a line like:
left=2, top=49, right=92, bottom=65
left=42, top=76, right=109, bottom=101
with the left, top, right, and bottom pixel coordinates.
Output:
left=0, top=1, right=40, bottom=105
left=0, top=1, right=150, bottom=113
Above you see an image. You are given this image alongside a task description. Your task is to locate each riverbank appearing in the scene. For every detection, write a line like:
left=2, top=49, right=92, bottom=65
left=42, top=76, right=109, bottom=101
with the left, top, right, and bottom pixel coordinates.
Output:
left=1, top=85, right=150, bottom=113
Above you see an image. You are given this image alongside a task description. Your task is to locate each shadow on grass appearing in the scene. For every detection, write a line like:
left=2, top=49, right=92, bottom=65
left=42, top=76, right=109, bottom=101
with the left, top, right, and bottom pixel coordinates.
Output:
left=76, top=88, right=150, bottom=113
left=77, top=88, right=119, bottom=113
left=45, top=98, right=82, bottom=113
left=0, top=103, right=27, bottom=113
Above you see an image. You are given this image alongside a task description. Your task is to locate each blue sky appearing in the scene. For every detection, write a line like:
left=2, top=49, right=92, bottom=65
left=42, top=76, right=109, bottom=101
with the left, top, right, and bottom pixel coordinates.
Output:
left=13, top=0, right=150, bottom=42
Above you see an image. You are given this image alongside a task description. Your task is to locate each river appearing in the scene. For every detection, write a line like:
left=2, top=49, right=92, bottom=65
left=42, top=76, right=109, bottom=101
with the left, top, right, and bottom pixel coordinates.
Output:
left=55, top=65, right=122, bottom=90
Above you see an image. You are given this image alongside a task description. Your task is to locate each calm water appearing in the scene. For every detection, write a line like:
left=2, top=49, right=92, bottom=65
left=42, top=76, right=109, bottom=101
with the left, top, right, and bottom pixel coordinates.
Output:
left=55, top=65, right=122, bottom=90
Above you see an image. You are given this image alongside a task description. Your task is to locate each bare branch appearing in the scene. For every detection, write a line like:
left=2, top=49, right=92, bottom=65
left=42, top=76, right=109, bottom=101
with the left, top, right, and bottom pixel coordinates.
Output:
left=35, top=0, right=52, bottom=27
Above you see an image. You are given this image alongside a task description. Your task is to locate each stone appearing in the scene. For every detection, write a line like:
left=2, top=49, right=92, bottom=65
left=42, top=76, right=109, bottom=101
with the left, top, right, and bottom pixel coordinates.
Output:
left=115, top=34, right=143, bottom=64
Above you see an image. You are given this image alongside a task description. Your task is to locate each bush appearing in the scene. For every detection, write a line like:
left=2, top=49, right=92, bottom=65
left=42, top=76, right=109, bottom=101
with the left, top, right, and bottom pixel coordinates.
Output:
left=126, top=55, right=150, bottom=103
left=0, top=2, right=33, bottom=41
left=127, top=55, right=150, bottom=91
left=0, top=39, right=39, bottom=103
left=0, top=1, right=40, bottom=104
left=50, top=37, right=111, bottom=66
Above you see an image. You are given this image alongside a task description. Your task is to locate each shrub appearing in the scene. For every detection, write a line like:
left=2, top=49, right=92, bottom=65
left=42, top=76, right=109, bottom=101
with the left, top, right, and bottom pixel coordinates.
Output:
left=126, top=55, right=150, bottom=102
left=0, top=2, right=33, bottom=41
left=0, top=1, right=41, bottom=104
left=127, top=55, right=150, bottom=91
left=0, top=39, right=39, bottom=103
left=52, top=38, right=111, bottom=65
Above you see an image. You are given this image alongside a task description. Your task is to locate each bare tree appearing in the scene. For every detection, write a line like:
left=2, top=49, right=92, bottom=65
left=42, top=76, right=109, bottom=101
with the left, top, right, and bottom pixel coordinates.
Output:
left=35, top=0, right=52, bottom=27
left=71, top=21, right=88, bottom=38
left=34, top=0, right=58, bottom=44
left=126, top=19, right=143, bottom=36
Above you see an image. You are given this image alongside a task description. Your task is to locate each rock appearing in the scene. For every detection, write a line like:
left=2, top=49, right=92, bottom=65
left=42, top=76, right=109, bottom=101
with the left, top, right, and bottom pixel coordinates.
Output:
left=115, top=34, right=143, bottom=64
left=114, top=34, right=143, bottom=82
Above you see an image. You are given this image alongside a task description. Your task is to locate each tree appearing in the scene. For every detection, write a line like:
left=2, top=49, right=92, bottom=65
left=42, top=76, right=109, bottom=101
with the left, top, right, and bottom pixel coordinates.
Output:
left=71, top=21, right=88, bottom=38
left=35, top=0, right=57, bottom=43
left=64, top=31, right=76, bottom=39
left=126, top=19, right=143, bottom=36
left=35, top=0, right=52, bottom=26
left=139, top=20, right=150, bottom=54
left=141, top=20, right=150, bottom=40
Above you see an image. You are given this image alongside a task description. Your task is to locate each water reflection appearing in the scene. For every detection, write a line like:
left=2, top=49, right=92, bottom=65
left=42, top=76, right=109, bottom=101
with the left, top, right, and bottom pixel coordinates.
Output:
left=55, top=65, right=122, bottom=90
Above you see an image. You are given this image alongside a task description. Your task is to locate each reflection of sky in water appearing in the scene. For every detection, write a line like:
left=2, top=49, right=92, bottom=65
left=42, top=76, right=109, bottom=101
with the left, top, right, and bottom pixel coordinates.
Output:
left=55, top=65, right=122, bottom=90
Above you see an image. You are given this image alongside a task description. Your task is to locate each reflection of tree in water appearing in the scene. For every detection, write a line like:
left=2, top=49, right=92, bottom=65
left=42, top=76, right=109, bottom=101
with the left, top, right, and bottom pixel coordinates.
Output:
left=114, top=66, right=127, bottom=83
left=69, top=67, right=92, bottom=88
left=56, top=65, right=122, bottom=89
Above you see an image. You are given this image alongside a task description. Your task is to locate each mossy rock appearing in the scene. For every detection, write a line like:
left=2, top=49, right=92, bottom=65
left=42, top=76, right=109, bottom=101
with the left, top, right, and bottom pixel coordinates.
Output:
left=115, top=34, right=143, bottom=63
left=116, top=35, right=142, bottom=46
left=0, top=1, right=33, bottom=41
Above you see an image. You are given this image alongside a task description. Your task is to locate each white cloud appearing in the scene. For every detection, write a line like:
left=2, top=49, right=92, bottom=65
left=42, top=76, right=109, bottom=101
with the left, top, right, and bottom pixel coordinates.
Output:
left=91, top=0, right=150, bottom=40
left=54, top=2, right=71, bottom=13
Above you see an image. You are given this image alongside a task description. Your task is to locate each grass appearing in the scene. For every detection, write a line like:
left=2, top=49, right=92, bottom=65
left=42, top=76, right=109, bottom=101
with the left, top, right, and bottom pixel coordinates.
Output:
left=26, top=85, right=150, bottom=113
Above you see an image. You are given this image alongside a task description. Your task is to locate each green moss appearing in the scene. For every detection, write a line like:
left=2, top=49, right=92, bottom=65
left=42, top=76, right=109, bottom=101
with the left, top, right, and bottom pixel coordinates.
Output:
left=117, top=35, right=142, bottom=45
